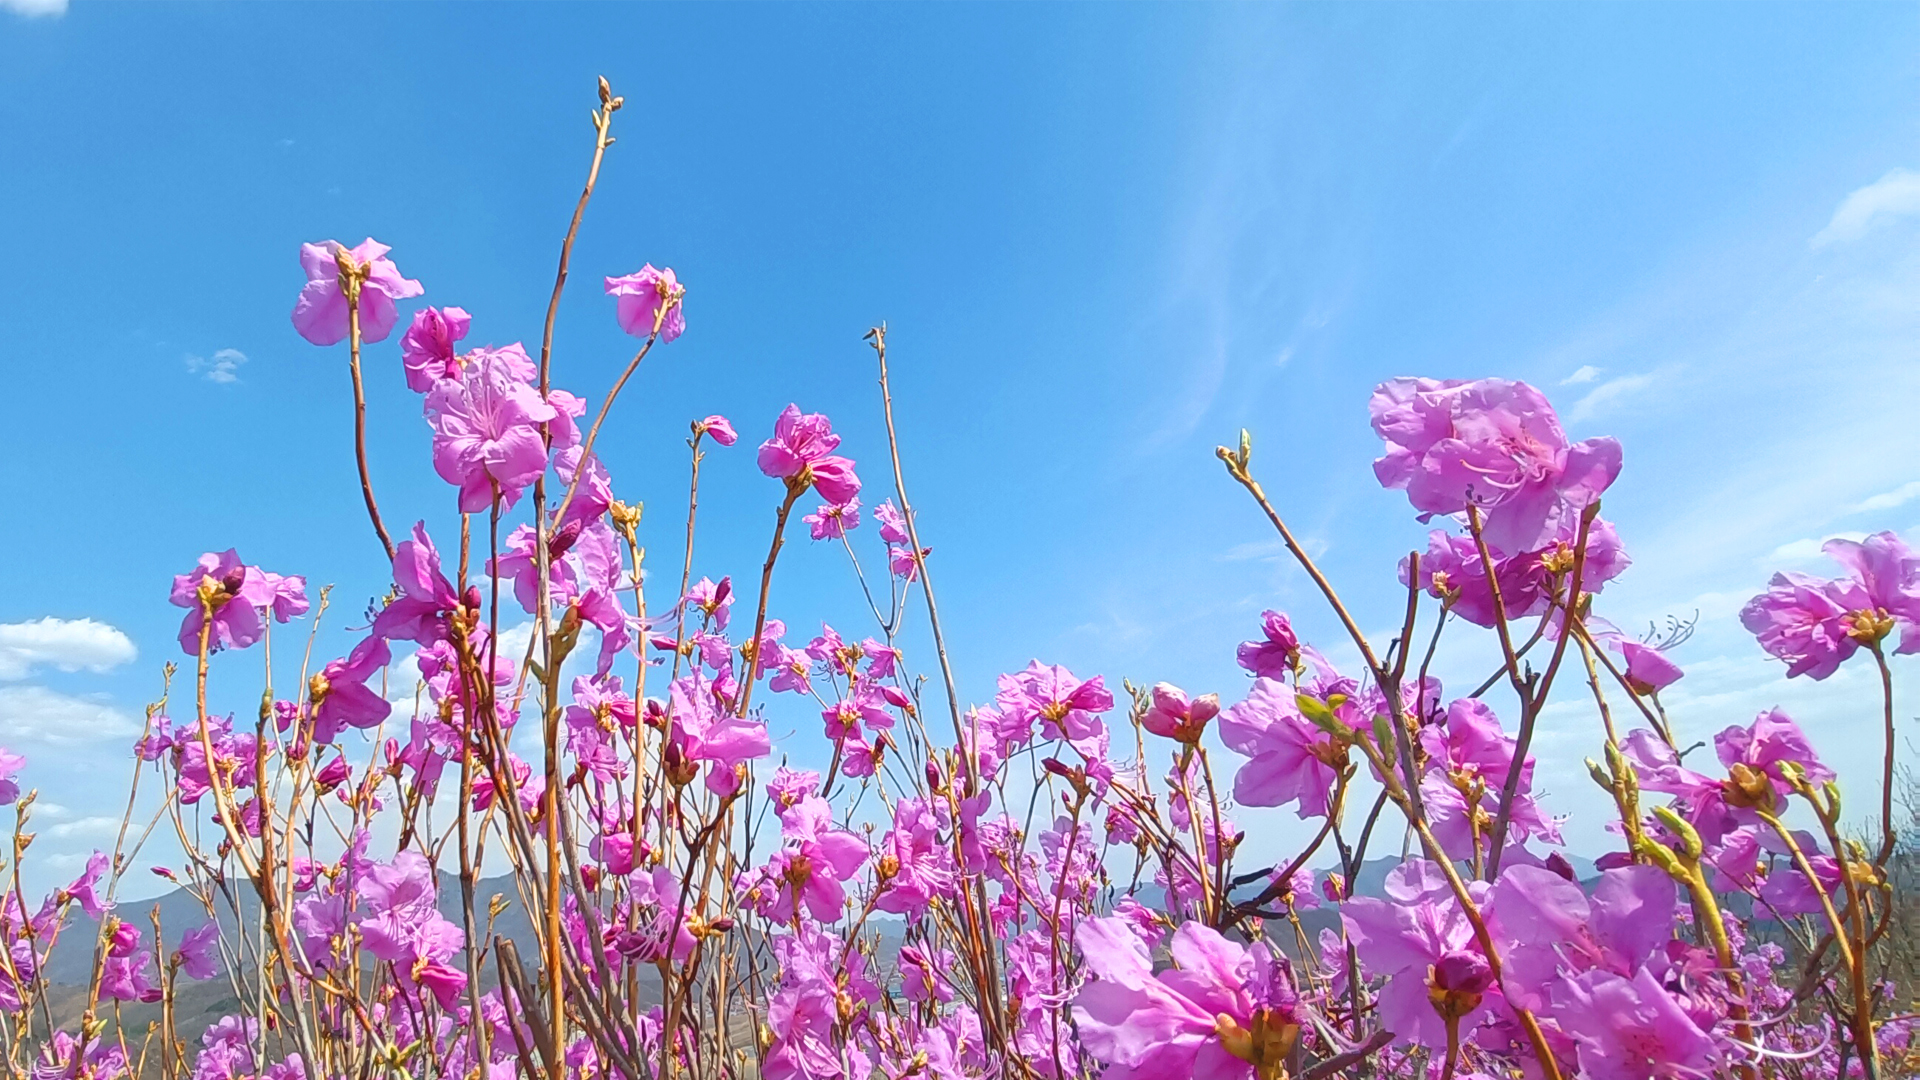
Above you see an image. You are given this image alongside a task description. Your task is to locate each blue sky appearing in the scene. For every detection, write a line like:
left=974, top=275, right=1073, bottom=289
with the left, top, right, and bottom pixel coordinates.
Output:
left=3, top=2, right=1920, bottom=893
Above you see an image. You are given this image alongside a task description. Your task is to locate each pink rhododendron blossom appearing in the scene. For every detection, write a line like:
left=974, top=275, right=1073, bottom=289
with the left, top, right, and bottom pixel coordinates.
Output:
left=1619, top=640, right=1684, bottom=694
left=309, top=635, right=393, bottom=744
left=1371, top=376, right=1623, bottom=553
left=756, top=795, right=867, bottom=923
left=425, top=344, right=559, bottom=512
left=399, top=305, right=471, bottom=392
left=1557, top=966, right=1718, bottom=1079
left=873, top=797, right=955, bottom=920
left=874, top=499, right=910, bottom=544
left=176, top=922, right=222, bottom=981
left=1141, top=682, right=1219, bottom=743
left=371, top=523, right=462, bottom=644
left=997, top=661, right=1113, bottom=743
left=1743, top=530, right=1920, bottom=679
left=697, top=414, right=737, bottom=445
left=1235, top=610, right=1300, bottom=679
left=605, top=264, right=686, bottom=342
left=1739, top=571, right=1861, bottom=680
left=803, top=496, right=860, bottom=540
left=170, top=549, right=283, bottom=655
left=683, top=576, right=734, bottom=631
left=757, top=404, right=861, bottom=504
left=668, top=677, right=770, bottom=796
left=291, top=238, right=423, bottom=346
left=1342, top=861, right=1496, bottom=1049
left=0, top=749, right=23, bottom=807
left=1073, top=917, right=1301, bottom=1080
left=259, top=570, right=311, bottom=623
left=1218, top=678, right=1340, bottom=818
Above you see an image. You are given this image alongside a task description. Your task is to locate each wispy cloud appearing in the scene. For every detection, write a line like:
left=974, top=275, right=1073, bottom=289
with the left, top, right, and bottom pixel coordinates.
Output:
left=1811, top=167, right=1920, bottom=247
left=0, top=618, right=135, bottom=680
left=1560, top=365, right=1602, bottom=386
left=0, top=686, right=138, bottom=745
left=1565, top=371, right=1657, bottom=423
left=1765, top=532, right=1865, bottom=564
left=185, top=348, right=248, bottom=384
left=1852, top=479, right=1920, bottom=514
left=1, top=0, right=66, bottom=17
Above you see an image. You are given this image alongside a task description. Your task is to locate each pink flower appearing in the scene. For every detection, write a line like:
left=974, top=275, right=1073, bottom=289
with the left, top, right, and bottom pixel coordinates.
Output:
left=874, top=499, right=911, bottom=544
left=1557, top=967, right=1718, bottom=1079
left=898, top=943, right=956, bottom=1004
left=1342, top=861, right=1496, bottom=1049
left=803, top=497, right=861, bottom=540
left=1073, top=917, right=1301, bottom=1080
left=370, top=523, right=462, bottom=645
left=356, top=851, right=468, bottom=1009
left=873, top=797, right=955, bottom=920
left=996, top=661, right=1113, bottom=743
left=291, top=239, right=423, bottom=346
left=0, top=749, right=24, bottom=807
left=668, top=677, right=770, bottom=796
left=698, top=414, right=737, bottom=446
left=425, top=344, right=558, bottom=512
left=761, top=795, right=868, bottom=923
left=888, top=543, right=928, bottom=580
left=1218, top=678, right=1340, bottom=819
left=176, top=922, right=222, bottom=981
left=309, top=635, right=393, bottom=744
left=604, top=264, right=686, bottom=342
left=1235, top=610, right=1299, bottom=679
left=1420, top=697, right=1532, bottom=794
left=1371, top=376, right=1623, bottom=553
left=1402, top=529, right=1548, bottom=628
left=101, top=950, right=160, bottom=1003
left=399, top=306, right=471, bottom=392
left=683, top=576, right=734, bottom=631
left=1141, top=682, right=1220, bottom=743
left=170, top=549, right=277, bottom=656
left=1619, top=641, right=1684, bottom=694
left=1742, top=531, right=1920, bottom=679
left=259, top=571, right=310, bottom=623
left=60, top=851, right=109, bottom=919
left=757, top=404, right=861, bottom=504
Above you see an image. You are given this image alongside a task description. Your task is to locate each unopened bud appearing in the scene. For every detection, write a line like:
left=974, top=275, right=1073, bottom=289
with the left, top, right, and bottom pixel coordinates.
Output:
left=1722, top=763, right=1775, bottom=812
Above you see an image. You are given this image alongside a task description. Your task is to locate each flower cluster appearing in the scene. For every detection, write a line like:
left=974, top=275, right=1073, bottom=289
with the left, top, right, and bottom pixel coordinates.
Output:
left=19, top=93, right=1912, bottom=1080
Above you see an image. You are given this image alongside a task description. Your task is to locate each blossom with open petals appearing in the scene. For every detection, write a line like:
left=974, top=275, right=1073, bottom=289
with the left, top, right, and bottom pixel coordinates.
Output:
left=1371, top=376, right=1622, bottom=553
left=605, top=264, right=686, bottom=342
left=291, top=238, right=423, bottom=345
left=757, top=404, right=860, bottom=504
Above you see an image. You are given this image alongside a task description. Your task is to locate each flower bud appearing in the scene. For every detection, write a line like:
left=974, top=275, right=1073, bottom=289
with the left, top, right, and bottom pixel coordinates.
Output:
left=1722, top=763, right=1775, bottom=812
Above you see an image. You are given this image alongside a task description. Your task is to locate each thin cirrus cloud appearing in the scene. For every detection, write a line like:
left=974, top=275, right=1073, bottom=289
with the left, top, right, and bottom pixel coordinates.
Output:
left=1564, top=370, right=1656, bottom=424
left=1810, top=167, right=1920, bottom=248
left=1852, top=479, right=1920, bottom=514
left=185, top=348, right=248, bottom=384
left=0, top=617, right=136, bottom=680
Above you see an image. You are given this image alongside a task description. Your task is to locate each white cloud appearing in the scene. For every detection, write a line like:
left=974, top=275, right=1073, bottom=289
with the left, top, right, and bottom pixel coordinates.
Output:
left=1560, top=364, right=1602, bottom=386
left=185, top=348, right=248, bottom=384
left=1, top=0, right=67, bottom=16
left=1565, top=371, right=1656, bottom=423
left=1852, top=479, right=1920, bottom=514
left=1766, top=532, right=1865, bottom=564
left=1811, top=168, right=1920, bottom=247
left=0, top=687, right=139, bottom=745
left=45, top=816, right=121, bottom=840
left=0, top=618, right=136, bottom=680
